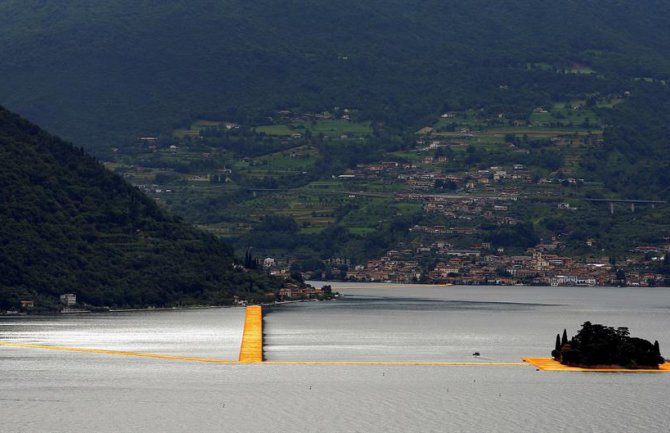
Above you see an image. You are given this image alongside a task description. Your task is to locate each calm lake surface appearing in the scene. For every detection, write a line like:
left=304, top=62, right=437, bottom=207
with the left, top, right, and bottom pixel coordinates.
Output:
left=2, top=284, right=670, bottom=432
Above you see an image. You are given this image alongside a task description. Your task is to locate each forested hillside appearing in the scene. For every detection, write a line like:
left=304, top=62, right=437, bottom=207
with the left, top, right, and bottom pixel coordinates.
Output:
left=0, top=107, right=281, bottom=310
left=1, top=0, right=669, bottom=153
left=2, top=1, right=670, bottom=285
left=586, top=85, right=670, bottom=199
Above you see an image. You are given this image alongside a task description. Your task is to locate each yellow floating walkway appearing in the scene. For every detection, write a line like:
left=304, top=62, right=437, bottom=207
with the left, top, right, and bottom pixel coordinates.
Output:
left=523, top=357, right=670, bottom=373
left=6, top=306, right=666, bottom=371
left=238, top=305, right=263, bottom=363
left=265, top=361, right=526, bottom=366
left=0, top=341, right=237, bottom=364
left=0, top=340, right=525, bottom=366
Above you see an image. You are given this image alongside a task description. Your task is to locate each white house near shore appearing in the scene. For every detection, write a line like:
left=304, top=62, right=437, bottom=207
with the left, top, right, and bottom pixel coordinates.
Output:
left=60, top=293, right=76, bottom=306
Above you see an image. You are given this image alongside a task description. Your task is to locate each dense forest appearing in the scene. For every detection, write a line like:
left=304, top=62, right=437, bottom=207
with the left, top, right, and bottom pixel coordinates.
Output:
left=0, top=107, right=283, bottom=311
left=584, top=84, right=670, bottom=200
left=1, top=1, right=669, bottom=154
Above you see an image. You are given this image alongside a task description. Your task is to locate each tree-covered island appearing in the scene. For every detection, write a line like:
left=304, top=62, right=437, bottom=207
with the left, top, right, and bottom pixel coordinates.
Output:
left=552, top=322, right=665, bottom=369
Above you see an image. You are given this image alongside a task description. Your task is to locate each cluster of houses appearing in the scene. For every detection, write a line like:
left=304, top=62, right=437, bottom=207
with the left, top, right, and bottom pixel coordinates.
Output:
left=10, top=293, right=83, bottom=315
left=277, top=283, right=329, bottom=300
left=340, top=160, right=534, bottom=193
left=345, top=243, right=669, bottom=287
left=135, top=184, right=174, bottom=194
left=420, top=197, right=520, bottom=225
left=275, top=108, right=355, bottom=123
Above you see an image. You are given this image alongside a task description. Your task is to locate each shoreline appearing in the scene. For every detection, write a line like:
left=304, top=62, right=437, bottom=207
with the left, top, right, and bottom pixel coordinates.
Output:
left=0, top=297, right=333, bottom=318
left=308, top=281, right=670, bottom=289
left=0, top=303, right=240, bottom=318
left=5, top=282, right=669, bottom=317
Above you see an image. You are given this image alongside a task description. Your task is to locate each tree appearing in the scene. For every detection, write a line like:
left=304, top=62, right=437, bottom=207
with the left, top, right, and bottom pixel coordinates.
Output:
left=552, top=333, right=561, bottom=359
left=616, top=269, right=626, bottom=283
left=290, top=271, right=304, bottom=283
left=561, top=329, right=568, bottom=346
left=244, top=249, right=259, bottom=269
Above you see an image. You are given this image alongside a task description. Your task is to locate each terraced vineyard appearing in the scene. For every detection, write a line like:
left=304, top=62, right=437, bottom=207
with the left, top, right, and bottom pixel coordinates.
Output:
left=103, top=89, right=670, bottom=284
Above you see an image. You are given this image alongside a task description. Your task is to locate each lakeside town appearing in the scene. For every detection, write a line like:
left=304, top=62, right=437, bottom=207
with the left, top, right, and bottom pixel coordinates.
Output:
left=104, top=105, right=670, bottom=290
left=261, top=242, right=670, bottom=287
left=345, top=244, right=669, bottom=287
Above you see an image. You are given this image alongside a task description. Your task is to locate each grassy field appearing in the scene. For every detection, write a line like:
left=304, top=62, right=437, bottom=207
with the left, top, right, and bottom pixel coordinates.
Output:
left=173, top=118, right=372, bottom=140
left=301, top=119, right=371, bottom=136
left=486, top=127, right=601, bottom=137
left=173, top=120, right=237, bottom=138
left=387, top=150, right=426, bottom=161
left=257, top=119, right=371, bottom=137
left=253, top=146, right=318, bottom=172
left=433, top=111, right=485, bottom=130
left=529, top=102, right=600, bottom=127
left=526, top=62, right=596, bottom=75
left=430, top=104, right=603, bottom=148
left=255, top=124, right=296, bottom=136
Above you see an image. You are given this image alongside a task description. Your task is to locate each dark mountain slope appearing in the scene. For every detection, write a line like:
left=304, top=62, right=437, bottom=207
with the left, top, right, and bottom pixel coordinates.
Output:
left=0, top=107, right=278, bottom=310
left=1, top=0, right=669, bottom=153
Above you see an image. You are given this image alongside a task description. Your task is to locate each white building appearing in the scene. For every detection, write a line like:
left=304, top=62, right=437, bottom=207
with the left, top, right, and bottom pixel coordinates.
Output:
left=60, top=293, right=77, bottom=306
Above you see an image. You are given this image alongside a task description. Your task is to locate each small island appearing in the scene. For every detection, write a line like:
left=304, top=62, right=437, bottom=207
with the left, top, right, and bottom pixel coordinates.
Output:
left=552, top=322, right=664, bottom=369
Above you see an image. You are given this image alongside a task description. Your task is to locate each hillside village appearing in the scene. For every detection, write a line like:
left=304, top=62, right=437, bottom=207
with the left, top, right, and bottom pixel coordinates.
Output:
left=107, top=104, right=670, bottom=287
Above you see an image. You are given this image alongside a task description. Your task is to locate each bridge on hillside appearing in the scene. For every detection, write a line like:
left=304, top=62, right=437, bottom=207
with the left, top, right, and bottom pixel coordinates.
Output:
left=585, top=198, right=667, bottom=214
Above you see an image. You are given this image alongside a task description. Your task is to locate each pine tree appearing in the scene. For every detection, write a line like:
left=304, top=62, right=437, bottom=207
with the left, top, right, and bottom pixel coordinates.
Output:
left=551, top=333, right=562, bottom=359
left=561, top=329, right=568, bottom=346
left=244, top=249, right=254, bottom=268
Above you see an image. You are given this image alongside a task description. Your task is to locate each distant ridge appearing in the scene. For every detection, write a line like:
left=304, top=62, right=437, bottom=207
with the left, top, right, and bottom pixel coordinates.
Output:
left=1, top=0, right=669, bottom=151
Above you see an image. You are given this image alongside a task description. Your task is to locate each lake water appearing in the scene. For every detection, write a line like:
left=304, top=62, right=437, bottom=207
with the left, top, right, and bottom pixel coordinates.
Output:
left=1, top=284, right=670, bottom=432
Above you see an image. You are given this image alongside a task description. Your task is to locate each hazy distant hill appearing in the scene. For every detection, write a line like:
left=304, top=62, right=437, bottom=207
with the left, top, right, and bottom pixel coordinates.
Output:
left=1, top=0, right=669, bottom=153
left=0, top=107, right=279, bottom=310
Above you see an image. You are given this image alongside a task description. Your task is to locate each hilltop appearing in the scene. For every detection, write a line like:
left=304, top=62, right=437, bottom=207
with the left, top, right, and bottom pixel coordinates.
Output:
left=0, top=107, right=283, bottom=311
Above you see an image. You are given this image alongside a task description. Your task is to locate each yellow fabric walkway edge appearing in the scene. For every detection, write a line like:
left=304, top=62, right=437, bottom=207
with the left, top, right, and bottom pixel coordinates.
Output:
left=523, top=357, right=670, bottom=373
left=264, top=361, right=526, bottom=366
left=238, top=305, right=263, bottom=363
left=0, top=341, right=525, bottom=365
left=0, top=341, right=237, bottom=364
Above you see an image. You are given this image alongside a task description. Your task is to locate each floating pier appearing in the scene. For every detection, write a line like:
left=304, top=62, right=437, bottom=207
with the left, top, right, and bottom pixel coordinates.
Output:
left=523, top=357, right=670, bottom=373
left=238, top=305, right=263, bottom=363
left=0, top=341, right=237, bottom=364
left=4, top=307, right=667, bottom=370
